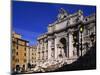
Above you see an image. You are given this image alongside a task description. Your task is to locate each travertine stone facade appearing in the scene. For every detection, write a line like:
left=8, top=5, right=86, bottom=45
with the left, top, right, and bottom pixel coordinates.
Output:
left=37, top=34, right=48, bottom=64
left=37, top=8, right=96, bottom=63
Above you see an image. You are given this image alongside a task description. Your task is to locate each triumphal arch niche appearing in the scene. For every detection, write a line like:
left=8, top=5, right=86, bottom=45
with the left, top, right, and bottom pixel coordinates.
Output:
left=37, top=8, right=96, bottom=62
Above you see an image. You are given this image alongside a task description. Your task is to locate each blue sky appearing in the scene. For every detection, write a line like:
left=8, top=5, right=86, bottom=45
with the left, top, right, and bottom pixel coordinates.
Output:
left=12, top=1, right=96, bottom=46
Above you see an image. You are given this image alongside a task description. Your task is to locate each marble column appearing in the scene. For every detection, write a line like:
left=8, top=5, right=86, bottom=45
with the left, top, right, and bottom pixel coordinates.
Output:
left=68, top=33, right=74, bottom=58
left=54, top=37, right=59, bottom=59
left=48, top=39, right=52, bottom=60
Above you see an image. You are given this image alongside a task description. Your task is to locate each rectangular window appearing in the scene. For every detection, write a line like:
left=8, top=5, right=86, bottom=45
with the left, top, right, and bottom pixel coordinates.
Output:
left=24, top=53, right=26, bottom=56
left=24, top=59, right=26, bottom=62
left=16, top=45, right=18, bottom=49
left=16, top=59, right=19, bottom=62
left=16, top=52, right=18, bottom=55
left=18, top=59, right=19, bottom=62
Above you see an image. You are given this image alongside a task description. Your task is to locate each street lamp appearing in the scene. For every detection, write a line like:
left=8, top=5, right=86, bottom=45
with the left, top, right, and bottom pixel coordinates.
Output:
left=80, top=24, right=84, bottom=56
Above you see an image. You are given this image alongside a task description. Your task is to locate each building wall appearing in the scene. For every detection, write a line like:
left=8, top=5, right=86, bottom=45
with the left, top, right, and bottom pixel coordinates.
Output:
left=37, top=35, right=48, bottom=65
left=29, top=46, right=37, bottom=65
left=11, top=32, right=29, bottom=72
